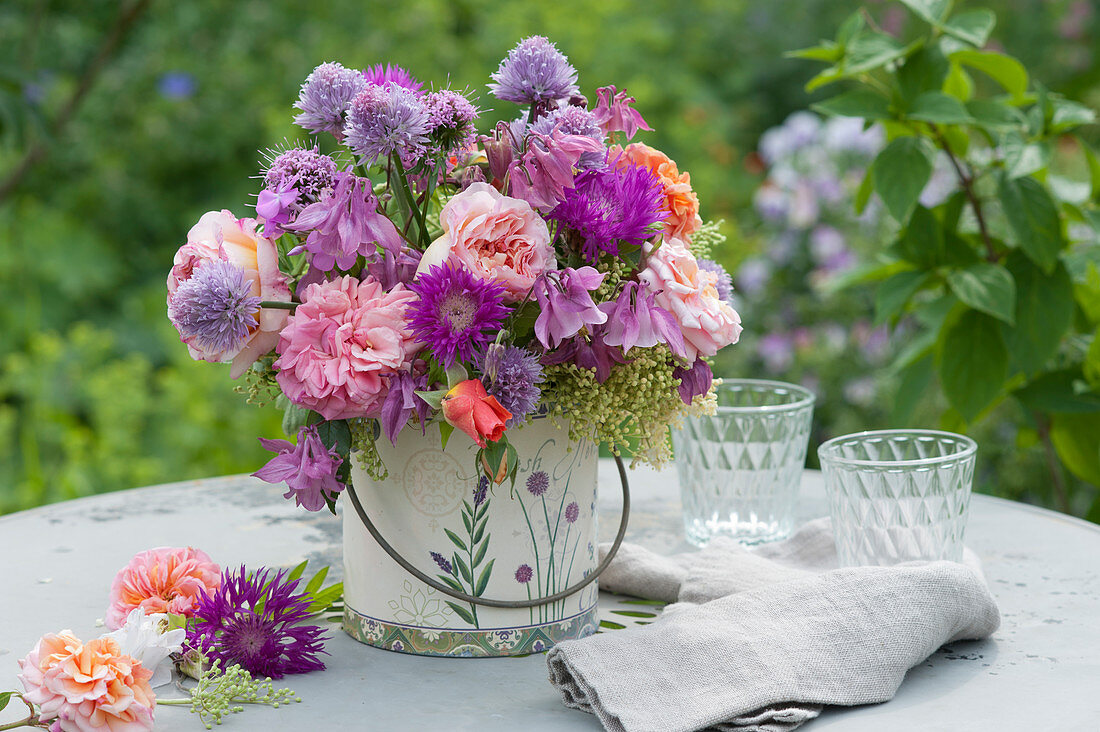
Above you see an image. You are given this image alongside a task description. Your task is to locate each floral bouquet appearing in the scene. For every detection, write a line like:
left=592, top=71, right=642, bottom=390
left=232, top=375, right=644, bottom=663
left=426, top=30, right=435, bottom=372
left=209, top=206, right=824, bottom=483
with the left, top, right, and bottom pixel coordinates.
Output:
left=165, top=36, right=743, bottom=510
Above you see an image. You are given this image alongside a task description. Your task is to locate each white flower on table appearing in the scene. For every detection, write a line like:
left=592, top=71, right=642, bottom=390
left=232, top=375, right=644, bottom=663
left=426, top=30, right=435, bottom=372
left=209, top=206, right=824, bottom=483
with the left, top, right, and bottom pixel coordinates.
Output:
left=104, top=607, right=185, bottom=688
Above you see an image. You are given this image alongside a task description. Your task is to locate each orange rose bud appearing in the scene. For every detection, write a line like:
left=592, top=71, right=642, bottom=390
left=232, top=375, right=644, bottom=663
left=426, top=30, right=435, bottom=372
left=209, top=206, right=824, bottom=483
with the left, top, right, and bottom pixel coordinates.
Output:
left=440, top=379, right=512, bottom=448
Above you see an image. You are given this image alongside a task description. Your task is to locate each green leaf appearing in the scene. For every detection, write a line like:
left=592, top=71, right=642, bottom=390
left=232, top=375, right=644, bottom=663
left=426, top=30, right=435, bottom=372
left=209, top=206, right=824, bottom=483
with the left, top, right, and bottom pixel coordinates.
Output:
left=1001, top=133, right=1050, bottom=179
left=897, top=45, right=949, bottom=104
left=287, top=560, right=309, bottom=584
left=1049, top=97, right=1097, bottom=133
left=966, top=100, right=1026, bottom=131
left=872, top=137, right=936, bottom=222
left=438, top=421, right=454, bottom=450
left=304, top=565, right=329, bottom=595
left=854, top=166, right=875, bottom=215
left=415, top=388, right=446, bottom=411
left=610, top=610, right=660, bottom=618
left=446, top=601, right=476, bottom=625
left=474, top=558, right=495, bottom=596
left=471, top=537, right=489, bottom=568
left=280, top=401, right=312, bottom=438
left=898, top=0, right=952, bottom=24
left=1075, top=262, right=1100, bottom=322
left=0, top=691, right=13, bottom=713
left=1050, top=414, right=1100, bottom=486
left=454, top=553, right=472, bottom=584
left=893, top=205, right=980, bottom=268
left=1006, top=254, right=1074, bottom=375
left=892, top=354, right=934, bottom=424
left=437, top=573, right=465, bottom=593
left=599, top=620, right=627, bottom=630
left=938, top=309, right=1009, bottom=422
left=314, top=419, right=352, bottom=458
left=1014, top=370, right=1100, bottom=414
left=812, top=89, right=891, bottom=120
left=472, top=516, right=487, bottom=544
left=786, top=42, right=843, bottom=62
left=997, top=174, right=1066, bottom=273
left=1087, top=330, right=1100, bottom=387
left=942, top=9, right=996, bottom=47
left=952, top=50, right=1028, bottom=99
left=836, top=11, right=865, bottom=46
left=909, top=91, right=974, bottom=124
left=1085, top=144, right=1100, bottom=204
left=444, top=528, right=467, bottom=552
left=461, top=510, right=472, bottom=535
left=946, top=263, right=1017, bottom=324
left=943, top=62, right=973, bottom=101
left=846, top=33, right=911, bottom=75
left=875, top=271, right=931, bottom=325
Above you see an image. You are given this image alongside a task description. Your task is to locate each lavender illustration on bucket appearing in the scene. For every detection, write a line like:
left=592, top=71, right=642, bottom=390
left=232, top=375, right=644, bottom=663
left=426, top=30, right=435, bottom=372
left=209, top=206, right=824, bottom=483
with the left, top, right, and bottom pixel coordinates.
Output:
left=430, top=477, right=495, bottom=628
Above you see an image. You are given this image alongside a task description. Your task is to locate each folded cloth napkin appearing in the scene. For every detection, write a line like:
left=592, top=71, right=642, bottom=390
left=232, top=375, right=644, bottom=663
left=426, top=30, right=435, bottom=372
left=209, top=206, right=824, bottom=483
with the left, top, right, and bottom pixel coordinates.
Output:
left=546, top=519, right=1001, bottom=732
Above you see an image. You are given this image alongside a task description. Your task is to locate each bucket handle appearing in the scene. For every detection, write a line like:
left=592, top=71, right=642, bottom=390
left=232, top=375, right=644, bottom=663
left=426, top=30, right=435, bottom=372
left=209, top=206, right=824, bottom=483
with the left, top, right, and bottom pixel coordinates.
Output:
left=344, top=454, right=631, bottom=609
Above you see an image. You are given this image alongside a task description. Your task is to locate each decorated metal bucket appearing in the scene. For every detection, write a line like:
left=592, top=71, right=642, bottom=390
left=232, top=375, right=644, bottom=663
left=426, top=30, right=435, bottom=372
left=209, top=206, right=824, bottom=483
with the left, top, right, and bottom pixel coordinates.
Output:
left=342, top=417, right=620, bottom=657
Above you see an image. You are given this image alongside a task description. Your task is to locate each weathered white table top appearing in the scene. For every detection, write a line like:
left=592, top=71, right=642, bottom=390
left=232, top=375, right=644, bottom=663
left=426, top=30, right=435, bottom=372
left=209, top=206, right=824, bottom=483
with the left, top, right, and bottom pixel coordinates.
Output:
left=2, top=461, right=1098, bottom=731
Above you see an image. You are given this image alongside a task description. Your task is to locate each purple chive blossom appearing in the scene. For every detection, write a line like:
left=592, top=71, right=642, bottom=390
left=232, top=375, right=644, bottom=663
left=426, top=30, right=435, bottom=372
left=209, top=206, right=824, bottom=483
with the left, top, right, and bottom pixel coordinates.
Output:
left=526, top=471, right=549, bottom=497
left=405, top=263, right=510, bottom=368
left=591, top=85, right=652, bottom=141
left=379, top=370, right=432, bottom=446
left=673, top=358, right=713, bottom=405
left=431, top=551, right=453, bottom=574
left=288, top=171, right=404, bottom=271
left=186, top=566, right=328, bottom=679
left=598, top=282, right=686, bottom=357
left=168, top=261, right=261, bottom=356
left=474, top=476, right=489, bottom=507
left=530, top=106, right=606, bottom=169
left=425, top=89, right=480, bottom=154
left=540, top=323, right=630, bottom=384
left=696, top=258, right=734, bottom=305
left=293, top=62, right=367, bottom=137
left=488, top=36, right=579, bottom=105
left=263, top=146, right=338, bottom=204
left=564, top=501, right=579, bottom=524
left=515, top=564, right=534, bottom=584
left=253, top=425, right=345, bottom=512
left=508, top=129, right=603, bottom=212
left=344, top=83, right=431, bottom=166
left=549, top=163, right=667, bottom=264
left=533, top=267, right=607, bottom=350
left=362, top=63, right=424, bottom=95
left=478, top=344, right=544, bottom=427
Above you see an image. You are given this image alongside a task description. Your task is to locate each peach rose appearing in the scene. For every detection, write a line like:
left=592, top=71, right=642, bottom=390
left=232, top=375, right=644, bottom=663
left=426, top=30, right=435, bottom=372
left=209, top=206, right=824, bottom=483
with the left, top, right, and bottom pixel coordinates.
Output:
left=638, top=238, right=742, bottom=360
left=614, top=143, right=702, bottom=242
left=106, top=547, right=222, bottom=630
left=417, top=182, right=555, bottom=302
left=441, top=379, right=512, bottom=448
left=167, top=210, right=292, bottom=378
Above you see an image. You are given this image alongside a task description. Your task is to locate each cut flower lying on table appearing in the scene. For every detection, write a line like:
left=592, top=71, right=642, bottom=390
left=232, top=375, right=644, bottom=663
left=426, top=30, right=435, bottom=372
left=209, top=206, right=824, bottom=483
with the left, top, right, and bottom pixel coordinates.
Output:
left=163, top=35, right=743, bottom=512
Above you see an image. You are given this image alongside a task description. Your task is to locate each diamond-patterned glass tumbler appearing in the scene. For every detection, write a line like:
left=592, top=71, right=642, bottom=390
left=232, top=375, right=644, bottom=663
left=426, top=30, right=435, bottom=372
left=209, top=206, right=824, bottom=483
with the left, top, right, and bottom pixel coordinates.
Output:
left=672, top=379, right=815, bottom=547
left=818, top=429, right=977, bottom=567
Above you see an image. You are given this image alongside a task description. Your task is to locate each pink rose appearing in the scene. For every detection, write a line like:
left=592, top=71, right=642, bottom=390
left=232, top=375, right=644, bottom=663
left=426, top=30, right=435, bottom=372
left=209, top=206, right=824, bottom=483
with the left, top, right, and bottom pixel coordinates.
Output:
left=106, top=547, right=221, bottom=631
left=638, top=238, right=742, bottom=360
left=417, top=182, right=555, bottom=302
left=274, top=275, right=420, bottom=420
left=167, top=210, right=292, bottom=378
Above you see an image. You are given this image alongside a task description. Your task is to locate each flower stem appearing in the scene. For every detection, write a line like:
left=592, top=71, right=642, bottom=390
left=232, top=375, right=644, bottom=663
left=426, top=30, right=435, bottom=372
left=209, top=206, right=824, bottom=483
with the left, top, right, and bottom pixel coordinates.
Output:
left=517, top=494, right=544, bottom=623
left=259, top=300, right=297, bottom=310
left=392, top=154, right=430, bottom=249
left=928, top=123, right=998, bottom=262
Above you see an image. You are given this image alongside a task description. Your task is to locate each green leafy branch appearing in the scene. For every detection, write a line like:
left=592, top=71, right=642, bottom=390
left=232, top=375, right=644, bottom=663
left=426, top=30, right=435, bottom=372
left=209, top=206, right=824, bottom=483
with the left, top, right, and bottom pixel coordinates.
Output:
left=434, top=493, right=494, bottom=628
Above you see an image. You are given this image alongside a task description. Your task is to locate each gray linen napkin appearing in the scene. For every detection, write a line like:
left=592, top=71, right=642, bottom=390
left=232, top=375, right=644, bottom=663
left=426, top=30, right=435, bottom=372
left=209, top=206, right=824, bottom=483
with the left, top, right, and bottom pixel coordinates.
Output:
left=546, top=519, right=1001, bottom=732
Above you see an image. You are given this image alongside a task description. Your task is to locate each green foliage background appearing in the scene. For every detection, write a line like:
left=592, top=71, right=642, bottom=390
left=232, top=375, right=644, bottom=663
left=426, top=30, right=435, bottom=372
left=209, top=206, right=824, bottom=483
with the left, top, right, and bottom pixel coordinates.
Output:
left=1, top=0, right=1097, bottom=514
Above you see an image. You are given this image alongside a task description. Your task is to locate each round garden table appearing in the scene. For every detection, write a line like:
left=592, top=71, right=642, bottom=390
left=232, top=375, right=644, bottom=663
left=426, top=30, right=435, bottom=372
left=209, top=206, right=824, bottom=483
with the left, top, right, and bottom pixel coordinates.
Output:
left=1, top=460, right=1098, bottom=731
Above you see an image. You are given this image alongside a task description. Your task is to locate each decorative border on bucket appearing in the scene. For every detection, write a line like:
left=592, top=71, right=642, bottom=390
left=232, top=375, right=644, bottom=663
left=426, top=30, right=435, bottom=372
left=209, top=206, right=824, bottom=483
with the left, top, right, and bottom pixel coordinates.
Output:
left=343, top=603, right=599, bottom=657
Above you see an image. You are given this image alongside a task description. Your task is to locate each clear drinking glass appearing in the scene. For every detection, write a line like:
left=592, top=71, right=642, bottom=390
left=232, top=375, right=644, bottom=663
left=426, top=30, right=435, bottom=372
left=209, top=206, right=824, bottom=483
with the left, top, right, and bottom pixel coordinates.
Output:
left=672, top=379, right=815, bottom=547
left=818, top=429, right=977, bottom=567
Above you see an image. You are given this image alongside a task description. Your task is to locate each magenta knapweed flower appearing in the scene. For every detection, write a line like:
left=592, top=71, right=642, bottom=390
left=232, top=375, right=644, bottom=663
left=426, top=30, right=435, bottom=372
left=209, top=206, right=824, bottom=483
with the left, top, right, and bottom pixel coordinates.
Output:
left=550, top=163, right=667, bottom=264
left=526, top=471, right=549, bottom=497
left=253, top=425, right=345, bottom=512
left=426, top=88, right=479, bottom=154
left=515, top=564, right=533, bottom=584
left=479, top=344, right=544, bottom=427
left=674, top=358, right=713, bottom=405
left=344, top=83, right=431, bottom=165
left=591, top=85, right=652, bottom=141
left=362, top=63, right=424, bottom=95
left=168, top=260, right=262, bottom=358
left=598, top=281, right=686, bottom=357
left=488, top=36, right=578, bottom=105
left=187, top=566, right=328, bottom=679
left=293, top=62, right=367, bottom=137
left=565, top=501, right=579, bottom=524
left=288, top=171, right=403, bottom=271
left=406, top=263, right=510, bottom=368
left=509, top=129, right=603, bottom=212
left=533, top=267, right=607, bottom=349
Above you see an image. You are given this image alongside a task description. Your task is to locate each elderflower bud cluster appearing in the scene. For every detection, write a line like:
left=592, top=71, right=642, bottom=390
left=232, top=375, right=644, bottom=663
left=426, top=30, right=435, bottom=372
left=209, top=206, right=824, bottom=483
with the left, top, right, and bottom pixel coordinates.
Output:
left=186, top=659, right=302, bottom=729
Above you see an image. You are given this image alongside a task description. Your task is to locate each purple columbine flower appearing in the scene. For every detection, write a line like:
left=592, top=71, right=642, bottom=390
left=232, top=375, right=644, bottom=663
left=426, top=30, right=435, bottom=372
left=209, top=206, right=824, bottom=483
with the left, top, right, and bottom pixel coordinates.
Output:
left=696, top=258, right=734, bottom=305
left=540, top=323, right=630, bottom=384
left=379, top=370, right=433, bottom=446
left=549, top=163, right=667, bottom=264
left=598, top=282, right=686, bottom=357
left=186, top=566, right=328, bottom=679
left=591, top=85, right=652, bottom=141
left=526, top=471, right=549, bottom=497
left=533, top=267, right=607, bottom=350
left=168, top=261, right=261, bottom=356
left=509, top=129, right=603, bottom=212
left=253, top=425, right=345, bottom=512
left=362, top=63, right=424, bottom=95
left=425, top=89, right=479, bottom=155
left=564, top=501, right=579, bottom=524
left=405, top=263, right=511, bottom=368
left=473, top=476, right=489, bottom=507
left=530, top=105, right=606, bottom=169
left=479, top=344, right=544, bottom=427
left=515, top=564, right=534, bottom=584
left=293, top=61, right=367, bottom=138
left=288, top=171, right=404, bottom=271
left=255, top=177, right=299, bottom=237
left=673, top=358, right=713, bottom=405
left=344, top=83, right=431, bottom=166
left=430, top=551, right=453, bottom=575
left=367, top=245, right=422, bottom=290
left=488, top=36, right=579, bottom=105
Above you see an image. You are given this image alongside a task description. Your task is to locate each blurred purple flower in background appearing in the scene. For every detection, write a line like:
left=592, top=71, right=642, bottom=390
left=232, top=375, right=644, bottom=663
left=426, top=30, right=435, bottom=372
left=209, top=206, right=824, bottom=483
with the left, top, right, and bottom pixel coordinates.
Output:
left=757, top=333, right=794, bottom=372
left=158, top=71, right=196, bottom=100
left=735, top=258, right=771, bottom=296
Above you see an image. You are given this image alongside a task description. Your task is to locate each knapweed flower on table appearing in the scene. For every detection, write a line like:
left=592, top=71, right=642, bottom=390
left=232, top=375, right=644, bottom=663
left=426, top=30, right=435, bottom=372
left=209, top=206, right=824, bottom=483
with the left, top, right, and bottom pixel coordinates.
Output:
left=344, top=83, right=431, bottom=165
left=488, top=35, right=579, bottom=105
left=479, top=343, right=544, bottom=427
left=167, top=210, right=292, bottom=377
left=417, top=182, right=555, bottom=302
left=550, top=163, right=667, bottom=264
left=274, top=275, right=420, bottom=421
left=614, top=142, right=702, bottom=242
left=106, top=546, right=222, bottom=630
left=440, top=379, right=511, bottom=448
left=533, top=267, right=607, bottom=349
left=638, top=237, right=743, bottom=360
left=187, top=566, right=328, bottom=679
left=19, top=631, right=157, bottom=732
left=598, top=281, right=686, bottom=357
left=254, top=424, right=345, bottom=511
left=591, top=85, right=652, bottom=141
left=362, top=63, right=424, bottom=95
left=293, top=61, right=367, bottom=138
left=405, top=263, right=510, bottom=368
left=107, top=607, right=186, bottom=689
